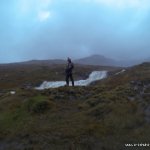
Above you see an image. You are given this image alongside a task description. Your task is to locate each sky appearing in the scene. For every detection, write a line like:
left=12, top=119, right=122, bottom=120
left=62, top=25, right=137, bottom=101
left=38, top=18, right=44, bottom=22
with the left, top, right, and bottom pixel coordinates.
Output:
left=0, top=0, right=150, bottom=63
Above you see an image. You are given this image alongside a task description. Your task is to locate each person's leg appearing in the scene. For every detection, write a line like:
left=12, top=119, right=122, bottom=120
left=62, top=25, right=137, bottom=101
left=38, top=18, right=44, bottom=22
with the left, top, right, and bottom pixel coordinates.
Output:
left=66, top=74, right=69, bottom=86
left=70, top=74, right=74, bottom=86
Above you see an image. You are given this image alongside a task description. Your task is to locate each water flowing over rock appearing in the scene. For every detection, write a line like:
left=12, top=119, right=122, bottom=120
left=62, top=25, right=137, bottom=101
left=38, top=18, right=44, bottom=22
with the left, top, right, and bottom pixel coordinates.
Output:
left=35, top=71, right=107, bottom=90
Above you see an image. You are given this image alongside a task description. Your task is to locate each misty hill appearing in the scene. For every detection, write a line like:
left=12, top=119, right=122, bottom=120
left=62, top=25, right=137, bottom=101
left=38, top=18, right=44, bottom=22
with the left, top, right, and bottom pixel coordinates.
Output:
left=0, top=55, right=119, bottom=69
left=2, top=55, right=115, bottom=67
left=18, top=59, right=66, bottom=65
left=0, top=54, right=149, bottom=67
left=75, top=54, right=150, bottom=67
left=75, top=54, right=117, bottom=66
left=145, top=57, right=150, bottom=62
left=118, top=58, right=150, bottom=67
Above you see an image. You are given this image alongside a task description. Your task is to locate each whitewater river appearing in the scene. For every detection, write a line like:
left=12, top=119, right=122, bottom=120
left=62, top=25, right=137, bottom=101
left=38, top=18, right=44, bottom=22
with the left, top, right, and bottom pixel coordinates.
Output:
left=35, top=71, right=107, bottom=90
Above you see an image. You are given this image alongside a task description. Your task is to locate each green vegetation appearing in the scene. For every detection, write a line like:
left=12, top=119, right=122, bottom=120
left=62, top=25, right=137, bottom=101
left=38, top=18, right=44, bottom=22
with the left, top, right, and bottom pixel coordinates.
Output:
left=0, top=62, right=149, bottom=150
left=0, top=63, right=117, bottom=89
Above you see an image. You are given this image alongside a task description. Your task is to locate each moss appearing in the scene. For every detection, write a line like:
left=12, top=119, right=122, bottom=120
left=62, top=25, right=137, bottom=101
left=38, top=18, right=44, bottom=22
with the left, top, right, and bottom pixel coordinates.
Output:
left=0, top=63, right=150, bottom=149
left=0, top=106, right=30, bottom=135
left=25, top=95, right=55, bottom=114
left=87, top=103, right=112, bottom=120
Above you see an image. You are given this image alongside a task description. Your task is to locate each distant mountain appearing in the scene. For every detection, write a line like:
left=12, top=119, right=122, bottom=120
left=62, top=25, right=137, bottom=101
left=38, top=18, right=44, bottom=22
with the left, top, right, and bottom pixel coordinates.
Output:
left=0, top=55, right=118, bottom=67
left=75, top=54, right=150, bottom=67
left=145, top=57, right=150, bottom=62
left=0, top=54, right=149, bottom=67
left=0, top=59, right=66, bottom=66
left=21, top=59, right=66, bottom=65
left=118, top=57, right=150, bottom=67
left=75, top=54, right=117, bottom=66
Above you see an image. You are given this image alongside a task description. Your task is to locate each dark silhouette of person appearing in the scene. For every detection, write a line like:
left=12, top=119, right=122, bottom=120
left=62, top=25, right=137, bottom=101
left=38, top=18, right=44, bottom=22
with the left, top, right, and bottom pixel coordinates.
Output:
left=65, top=58, right=74, bottom=86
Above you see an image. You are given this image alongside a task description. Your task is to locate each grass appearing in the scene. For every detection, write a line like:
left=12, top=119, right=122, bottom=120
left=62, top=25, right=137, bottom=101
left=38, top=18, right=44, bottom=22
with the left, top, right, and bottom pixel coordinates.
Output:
left=0, top=63, right=117, bottom=90
left=0, top=62, right=149, bottom=149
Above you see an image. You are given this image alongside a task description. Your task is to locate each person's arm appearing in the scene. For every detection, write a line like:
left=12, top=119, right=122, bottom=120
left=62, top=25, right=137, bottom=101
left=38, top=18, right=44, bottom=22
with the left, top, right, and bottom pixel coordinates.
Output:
left=69, top=63, right=74, bottom=70
left=65, top=63, right=68, bottom=73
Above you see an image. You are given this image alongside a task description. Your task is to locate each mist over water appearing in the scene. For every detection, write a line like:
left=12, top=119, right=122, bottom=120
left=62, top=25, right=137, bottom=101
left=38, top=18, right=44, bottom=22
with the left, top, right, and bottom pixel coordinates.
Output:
left=0, top=0, right=150, bottom=63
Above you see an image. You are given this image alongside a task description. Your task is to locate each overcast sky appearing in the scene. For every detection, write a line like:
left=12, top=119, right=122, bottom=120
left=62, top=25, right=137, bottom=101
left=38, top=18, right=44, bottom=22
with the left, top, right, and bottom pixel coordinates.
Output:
left=0, top=0, right=150, bottom=63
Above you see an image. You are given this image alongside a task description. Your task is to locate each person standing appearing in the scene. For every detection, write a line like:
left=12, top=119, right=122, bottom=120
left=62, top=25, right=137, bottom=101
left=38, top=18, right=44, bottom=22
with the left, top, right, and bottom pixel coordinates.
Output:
left=65, top=58, right=74, bottom=86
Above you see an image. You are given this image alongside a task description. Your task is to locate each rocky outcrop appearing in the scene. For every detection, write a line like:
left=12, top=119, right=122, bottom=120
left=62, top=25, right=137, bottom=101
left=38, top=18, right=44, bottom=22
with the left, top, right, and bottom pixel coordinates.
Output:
left=130, top=80, right=150, bottom=122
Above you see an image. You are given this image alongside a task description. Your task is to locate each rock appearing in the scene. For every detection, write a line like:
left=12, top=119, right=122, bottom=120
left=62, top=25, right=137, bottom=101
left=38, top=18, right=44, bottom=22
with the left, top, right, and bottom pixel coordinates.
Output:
left=115, top=69, right=126, bottom=75
left=145, top=106, right=150, bottom=123
left=10, top=91, right=16, bottom=95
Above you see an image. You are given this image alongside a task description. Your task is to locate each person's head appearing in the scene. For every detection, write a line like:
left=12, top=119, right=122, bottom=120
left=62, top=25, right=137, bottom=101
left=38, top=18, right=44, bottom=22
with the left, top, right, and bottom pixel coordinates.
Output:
left=67, top=57, right=71, bottom=63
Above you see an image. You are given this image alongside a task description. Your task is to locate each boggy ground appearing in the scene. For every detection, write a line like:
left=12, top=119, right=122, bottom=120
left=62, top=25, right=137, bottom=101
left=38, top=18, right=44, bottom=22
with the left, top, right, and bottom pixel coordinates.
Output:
left=0, top=63, right=117, bottom=90
left=0, top=63, right=150, bottom=150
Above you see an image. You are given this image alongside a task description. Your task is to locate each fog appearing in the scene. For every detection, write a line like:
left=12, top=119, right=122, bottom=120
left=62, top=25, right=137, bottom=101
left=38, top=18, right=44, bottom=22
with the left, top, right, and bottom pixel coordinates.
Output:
left=0, top=0, right=150, bottom=63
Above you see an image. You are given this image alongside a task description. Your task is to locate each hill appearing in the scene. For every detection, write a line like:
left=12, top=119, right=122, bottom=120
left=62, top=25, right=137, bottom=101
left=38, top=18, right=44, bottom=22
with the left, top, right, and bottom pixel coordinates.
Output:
left=75, top=54, right=117, bottom=66
left=0, top=63, right=149, bottom=150
left=1, top=54, right=149, bottom=67
left=0, top=55, right=116, bottom=66
left=21, top=59, right=66, bottom=65
left=75, top=54, right=150, bottom=67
